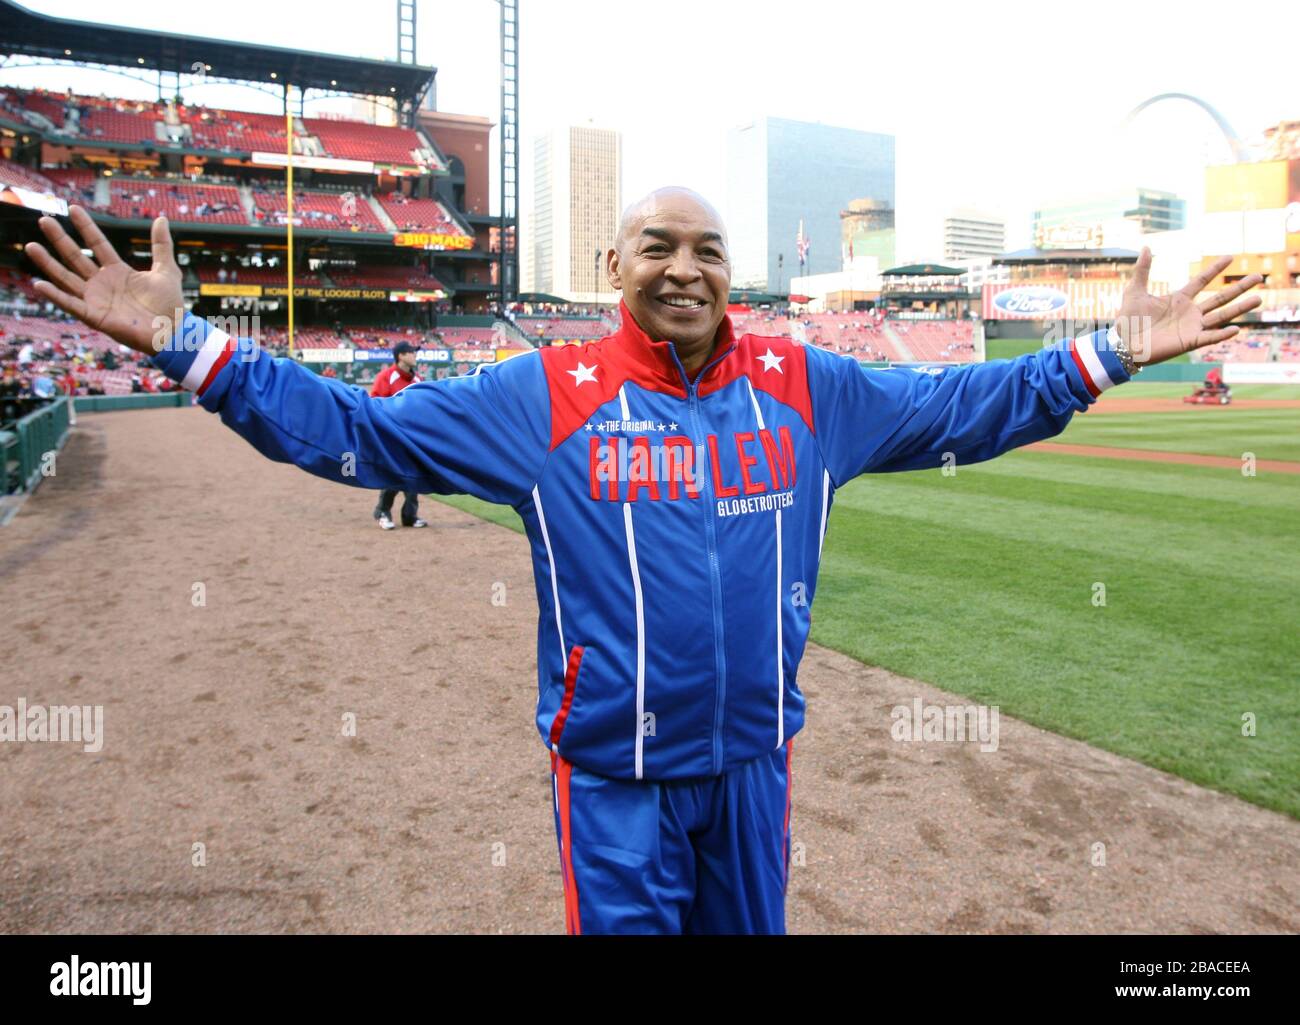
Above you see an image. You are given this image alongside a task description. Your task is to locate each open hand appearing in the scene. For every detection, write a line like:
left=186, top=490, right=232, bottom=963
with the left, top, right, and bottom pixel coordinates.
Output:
left=1116, top=248, right=1264, bottom=367
left=24, top=205, right=184, bottom=356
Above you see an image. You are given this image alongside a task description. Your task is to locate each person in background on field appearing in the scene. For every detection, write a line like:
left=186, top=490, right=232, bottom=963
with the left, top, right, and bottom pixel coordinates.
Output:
left=368, top=340, right=428, bottom=531
left=57, top=365, right=78, bottom=424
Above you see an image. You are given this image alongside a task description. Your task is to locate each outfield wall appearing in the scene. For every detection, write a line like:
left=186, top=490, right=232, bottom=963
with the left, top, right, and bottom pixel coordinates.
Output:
left=75, top=394, right=191, bottom=413
left=1, top=396, right=71, bottom=495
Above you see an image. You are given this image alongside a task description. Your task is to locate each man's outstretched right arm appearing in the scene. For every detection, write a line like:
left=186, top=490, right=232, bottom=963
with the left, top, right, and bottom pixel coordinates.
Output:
left=155, top=313, right=551, bottom=506
left=23, top=208, right=551, bottom=507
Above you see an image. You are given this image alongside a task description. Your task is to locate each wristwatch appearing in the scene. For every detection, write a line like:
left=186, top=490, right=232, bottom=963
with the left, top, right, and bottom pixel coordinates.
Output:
left=1109, top=325, right=1142, bottom=376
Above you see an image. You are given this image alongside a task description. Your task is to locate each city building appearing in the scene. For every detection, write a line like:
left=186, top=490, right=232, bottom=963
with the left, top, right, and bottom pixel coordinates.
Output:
left=1031, top=187, right=1186, bottom=247
left=953, top=257, right=1011, bottom=292
left=1191, top=149, right=1300, bottom=323
left=726, top=116, right=894, bottom=292
left=522, top=124, right=622, bottom=304
left=943, top=209, right=1006, bottom=262
left=841, top=198, right=895, bottom=272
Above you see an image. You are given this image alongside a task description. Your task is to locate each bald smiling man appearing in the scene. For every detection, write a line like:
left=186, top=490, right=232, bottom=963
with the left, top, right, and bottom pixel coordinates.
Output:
left=24, top=194, right=1261, bottom=934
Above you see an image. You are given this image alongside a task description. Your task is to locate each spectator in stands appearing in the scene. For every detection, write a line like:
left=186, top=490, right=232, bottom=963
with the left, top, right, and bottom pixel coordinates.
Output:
left=368, top=341, right=428, bottom=530
left=30, top=370, right=56, bottom=399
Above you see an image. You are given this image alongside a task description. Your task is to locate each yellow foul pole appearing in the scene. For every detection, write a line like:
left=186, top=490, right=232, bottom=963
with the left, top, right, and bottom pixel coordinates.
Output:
left=285, top=87, right=295, bottom=358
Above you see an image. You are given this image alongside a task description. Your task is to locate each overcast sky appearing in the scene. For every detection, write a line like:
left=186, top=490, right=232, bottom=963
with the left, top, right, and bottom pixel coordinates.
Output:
left=5, top=0, right=1296, bottom=258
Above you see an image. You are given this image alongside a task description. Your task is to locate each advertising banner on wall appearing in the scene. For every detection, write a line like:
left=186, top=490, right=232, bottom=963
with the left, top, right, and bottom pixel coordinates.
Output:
left=0, top=185, right=67, bottom=216
left=393, top=232, right=474, bottom=251
left=388, top=289, right=446, bottom=302
left=982, top=279, right=1164, bottom=320
left=198, top=283, right=264, bottom=298
left=352, top=349, right=453, bottom=363
left=1223, top=362, right=1300, bottom=384
left=297, top=348, right=355, bottom=363
left=263, top=286, right=390, bottom=300
left=251, top=151, right=375, bottom=175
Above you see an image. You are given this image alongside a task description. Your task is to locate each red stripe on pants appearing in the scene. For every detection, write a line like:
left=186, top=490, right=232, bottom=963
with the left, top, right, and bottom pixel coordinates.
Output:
left=551, top=750, right=582, bottom=935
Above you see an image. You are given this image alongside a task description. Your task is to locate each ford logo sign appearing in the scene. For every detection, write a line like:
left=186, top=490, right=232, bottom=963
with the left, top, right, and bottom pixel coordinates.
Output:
left=994, top=287, right=1068, bottom=316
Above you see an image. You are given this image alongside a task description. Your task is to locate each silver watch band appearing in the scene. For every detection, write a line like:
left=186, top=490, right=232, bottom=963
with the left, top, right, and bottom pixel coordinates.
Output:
left=1108, top=325, right=1142, bottom=376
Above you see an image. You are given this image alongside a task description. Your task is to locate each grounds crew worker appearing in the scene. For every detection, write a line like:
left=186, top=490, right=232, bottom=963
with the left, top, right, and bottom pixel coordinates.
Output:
left=369, top=339, right=428, bottom=530
left=24, top=196, right=1262, bottom=934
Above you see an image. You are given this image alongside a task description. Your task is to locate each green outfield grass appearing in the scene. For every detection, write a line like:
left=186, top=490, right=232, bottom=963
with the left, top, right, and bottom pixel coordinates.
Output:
left=986, top=337, right=1052, bottom=360
left=436, top=389, right=1300, bottom=818
left=1062, top=384, right=1300, bottom=462
left=987, top=337, right=1194, bottom=362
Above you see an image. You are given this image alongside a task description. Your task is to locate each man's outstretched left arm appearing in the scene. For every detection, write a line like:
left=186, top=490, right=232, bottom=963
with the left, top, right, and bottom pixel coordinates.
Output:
left=805, top=248, right=1263, bottom=484
left=805, top=329, right=1126, bottom=481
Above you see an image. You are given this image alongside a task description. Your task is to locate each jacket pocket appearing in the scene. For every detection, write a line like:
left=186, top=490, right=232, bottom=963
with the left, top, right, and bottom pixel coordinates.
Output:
left=548, top=644, right=585, bottom=748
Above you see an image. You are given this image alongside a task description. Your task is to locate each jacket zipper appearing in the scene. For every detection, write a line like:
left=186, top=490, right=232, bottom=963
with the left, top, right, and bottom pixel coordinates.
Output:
left=673, top=344, right=733, bottom=776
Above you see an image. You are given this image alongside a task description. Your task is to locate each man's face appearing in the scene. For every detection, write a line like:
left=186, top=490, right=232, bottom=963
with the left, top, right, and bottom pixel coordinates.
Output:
left=397, top=350, right=417, bottom=371
left=607, top=192, right=731, bottom=351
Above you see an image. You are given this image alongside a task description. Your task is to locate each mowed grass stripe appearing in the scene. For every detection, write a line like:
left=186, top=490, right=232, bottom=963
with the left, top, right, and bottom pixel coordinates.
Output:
left=840, top=454, right=1300, bottom=588
left=1060, top=408, right=1300, bottom=462
left=817, top=452, right=1298, bottom=817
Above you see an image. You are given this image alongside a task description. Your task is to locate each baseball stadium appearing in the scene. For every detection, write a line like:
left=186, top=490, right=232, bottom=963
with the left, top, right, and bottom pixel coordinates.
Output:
left=1, top=0, right=1297, bottom=943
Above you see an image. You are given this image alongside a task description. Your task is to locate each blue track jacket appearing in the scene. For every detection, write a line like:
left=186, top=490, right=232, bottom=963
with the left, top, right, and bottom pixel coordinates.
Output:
left=154, top=303, right=1129, bottom=781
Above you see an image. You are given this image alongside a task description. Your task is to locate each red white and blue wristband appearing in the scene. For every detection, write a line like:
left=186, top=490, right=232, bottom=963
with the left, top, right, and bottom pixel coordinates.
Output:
left=1068, top=327, right=1130, bottom=399
left=150, top=314, right=248, bottom=399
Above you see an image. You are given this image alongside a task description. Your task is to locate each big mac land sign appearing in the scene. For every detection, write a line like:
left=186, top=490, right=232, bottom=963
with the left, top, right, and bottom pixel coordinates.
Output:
left=393, top=232, right=474, bottom=251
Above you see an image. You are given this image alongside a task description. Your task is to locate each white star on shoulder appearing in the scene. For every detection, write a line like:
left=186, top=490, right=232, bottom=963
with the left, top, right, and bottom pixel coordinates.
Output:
left=757, top=348, right=785, bottom=373
left=567, top=361, right=598, bottom=386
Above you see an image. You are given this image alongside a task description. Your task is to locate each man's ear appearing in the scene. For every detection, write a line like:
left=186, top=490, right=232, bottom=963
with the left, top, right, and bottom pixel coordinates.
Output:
left=605, top=247, right=622, bottom=291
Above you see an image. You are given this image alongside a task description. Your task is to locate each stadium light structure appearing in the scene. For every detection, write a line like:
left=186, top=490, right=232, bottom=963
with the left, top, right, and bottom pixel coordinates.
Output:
left=398, top=0, right=417, bottom=68
left=499, top=0, right=519, bottom=303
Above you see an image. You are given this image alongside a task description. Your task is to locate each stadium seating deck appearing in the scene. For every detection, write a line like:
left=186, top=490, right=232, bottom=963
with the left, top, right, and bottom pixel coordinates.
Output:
left=79, top=107, right=158, bottom=145
left=329, top=266, right=446, bottom=290
left=195, top=266, right=322, bottom=286
left=109, top=181, right=245, bottom=225
left=889, top=319, right=977, bottom=362
left=515, top=317, right=609, bottom=340
left=1198, top=330, right=1293, bottom=363
left=377, top=193, right=465, bottom=234
left=178, top=106, right=288, bottom=153
left=0, top=157, right=57, bottom=193
left=4, top=88, right=438, bottom=169
left=301, top=117, right=438, bottom=167
left=0, top=314, right=117, bottom=350
left=0, top=268, right=42, bottom=301
left=251, top=187, right=385, bottom=233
